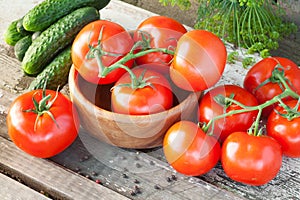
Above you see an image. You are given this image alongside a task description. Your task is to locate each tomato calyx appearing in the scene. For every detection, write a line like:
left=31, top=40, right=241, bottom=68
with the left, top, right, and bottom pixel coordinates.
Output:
left=247, top=119, right=265, bottom=137
left=214, top=93, right=235, bottom=109
left=275, top=98, right=300, bottom=121
left=111, top=69, right=158, bottom=90
left=255, top=64, right=293, bottom=92
left=23, top=88, right=59, bottom=131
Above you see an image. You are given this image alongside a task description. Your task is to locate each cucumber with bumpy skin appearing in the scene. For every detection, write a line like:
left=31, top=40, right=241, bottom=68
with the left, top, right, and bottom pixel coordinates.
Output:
left=4, top=18, right=31, bottom=46
left=22, top=6, right=100, bottom=75
left=14, top=35, right=32, bottom=61
left=16, top=18, right=31, bottom=35
left=23, top=0, right=110, bottom=31
left=28, top=46, right=72, bottom=91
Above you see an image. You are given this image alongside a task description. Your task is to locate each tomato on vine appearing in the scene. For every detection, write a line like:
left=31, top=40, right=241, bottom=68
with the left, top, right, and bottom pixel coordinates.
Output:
left=72, top=20, right=134, bottom=85
left=221, top=131, right=282, bottom=186
left=163, top=121, right=221, bottom=176
left=199, top=85, right=258, bottom=143
left=111, top=67, right=173, bottom=115
left=170, top=30, right=227, bottom=92
left=267, top=99, right=300, bottom=158
left=6, top=89, right=79, bottom=158
left=243, top=57, right=300, bottom=117
left=134, top=16, right=187, bottom=66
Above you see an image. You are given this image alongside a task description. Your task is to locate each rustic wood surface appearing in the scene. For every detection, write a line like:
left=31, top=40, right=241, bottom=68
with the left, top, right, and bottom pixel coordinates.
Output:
left=0, top=172, right=51, bottom=200
left=0, top=0, right=300, bottom=200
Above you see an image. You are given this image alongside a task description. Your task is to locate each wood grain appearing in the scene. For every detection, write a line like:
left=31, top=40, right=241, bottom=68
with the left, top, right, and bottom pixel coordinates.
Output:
left=0, top=172, right=51, bottom=200
left=0, top=136, right=130, bottom=200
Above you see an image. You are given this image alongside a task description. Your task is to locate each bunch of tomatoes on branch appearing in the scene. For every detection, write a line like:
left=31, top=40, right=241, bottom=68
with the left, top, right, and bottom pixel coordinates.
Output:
left=7, top=15, right=300, bottom=187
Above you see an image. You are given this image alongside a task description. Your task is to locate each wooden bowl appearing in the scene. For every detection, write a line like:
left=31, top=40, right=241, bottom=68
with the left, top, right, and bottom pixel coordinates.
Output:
left=68, top=65, right=201, bottom=149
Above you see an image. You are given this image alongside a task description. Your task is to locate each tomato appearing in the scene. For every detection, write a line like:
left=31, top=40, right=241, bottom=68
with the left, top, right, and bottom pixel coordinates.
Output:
left=134, top=16, right=187, bottom=66
left=221, top=132, right=282, bottom=186
left=170, top=30, right=227, bottom=92
left=243, top=57, right=300, bottom=117
left=111, top=67, right=173, bottom=115
left=198, top=85, right=258, bottom=143
left=267, top=99, right=300, bottom=158
left=6, top=89, right=79, bottom=158
left=163, top=121, right=221, bottom=176
left=72, top=20, right=134, bottom=84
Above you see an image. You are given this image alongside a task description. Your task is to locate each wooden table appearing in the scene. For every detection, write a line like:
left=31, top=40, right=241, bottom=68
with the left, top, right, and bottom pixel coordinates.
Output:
left=0, top=1, right=300, bottom=199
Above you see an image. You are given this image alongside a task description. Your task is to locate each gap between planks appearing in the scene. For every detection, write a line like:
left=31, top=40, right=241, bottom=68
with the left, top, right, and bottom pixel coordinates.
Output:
left=0, top=136, right=130, bottom=200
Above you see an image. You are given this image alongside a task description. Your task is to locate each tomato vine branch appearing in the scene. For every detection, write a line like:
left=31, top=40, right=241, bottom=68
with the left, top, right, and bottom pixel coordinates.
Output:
left=202, top=67, right=300, bottom=135
left=88, top=30, right=175, bottom=89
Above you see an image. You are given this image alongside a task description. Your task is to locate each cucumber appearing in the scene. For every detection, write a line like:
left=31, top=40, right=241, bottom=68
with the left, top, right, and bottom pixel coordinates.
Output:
left=23, top=0, right=110, bottom=31
left=4, top=18, right=31, bottom=46
left=31, top=31, right=41, bottom=41
left=28, top=46, right=72, bottom=91
left=16, top=18, right=31, bottom=35
left=14, top=35, right=32, bottom=61
left=22, top=6, right=100, bottom=75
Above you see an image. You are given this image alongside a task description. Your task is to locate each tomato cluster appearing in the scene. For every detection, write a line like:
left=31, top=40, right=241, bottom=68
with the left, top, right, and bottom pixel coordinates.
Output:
left=71, top=16, right=227, bottom=115
left=70, top=17, right=300, bottom=186
left=164, top=56, right=300, bottom=186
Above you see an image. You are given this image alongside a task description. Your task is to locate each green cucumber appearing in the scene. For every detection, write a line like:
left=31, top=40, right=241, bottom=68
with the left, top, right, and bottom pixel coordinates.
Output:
left=23, top=0, right=110, bottom=31
left=28, top=46, right=72, bottom=91
left=14, top=35, right=32, bottom=61
left=16, top=17, right=31, bottom=35
left=4, top=18, right=31, bottom=46
left=22, top=6, right=100, bottom=75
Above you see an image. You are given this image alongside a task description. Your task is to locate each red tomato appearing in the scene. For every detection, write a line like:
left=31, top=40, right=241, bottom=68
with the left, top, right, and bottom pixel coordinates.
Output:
left=111, top=67, right=173, bottom=115
left=6, top=90, right=80, bottom=158
left=221, top=132, right=282, bottom=186
left=243, top=57, right=300, bottom=116
left=134, top=16, right=187, bottom=66
left=198, top=85, right=258, bottom=143
left=267, top=99, right=300, bottom=158
left=163, top=121, right=221, bottom=176
left=72, top=20, right=134, bottom=84
left=170, top=30, right=227, bottom=92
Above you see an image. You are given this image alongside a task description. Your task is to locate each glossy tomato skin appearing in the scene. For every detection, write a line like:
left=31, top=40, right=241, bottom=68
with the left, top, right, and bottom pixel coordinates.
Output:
left=243, top=57, right=300, bottom=116
left=111, top=67, right=173, bottom=115
left=163, top=121, right=221, bottom=176
left=134, top=16, right=187, bottom=66
left=198, top=85, right=259, bottom=143
left=6, top=90, right=80, bottom=158
left=221, top=132, right=282, bottom=186
left=267, top=99, right=300, bottom=158
left=170, top=30, right=227, bottom=92
left=72, top=20, right=134, bottom=85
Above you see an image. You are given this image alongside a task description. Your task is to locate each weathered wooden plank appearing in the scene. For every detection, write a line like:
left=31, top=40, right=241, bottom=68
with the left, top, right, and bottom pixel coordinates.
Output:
left=50, top=129, right=244, bottom=200
left=0, top=136, right=130, bottom=200
left=145, top=139, right=300, bottom=200
left=0, top=172, right=51, bottom=200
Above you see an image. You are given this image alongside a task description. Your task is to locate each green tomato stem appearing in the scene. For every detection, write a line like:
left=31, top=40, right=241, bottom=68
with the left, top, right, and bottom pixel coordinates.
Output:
left=204, top=87, right=300, bottom=135
left=99, top=48, right=174, bottom=88
left=203, top=65, right=300, bottom=135
left=101, top=47, right=174, bottom=77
